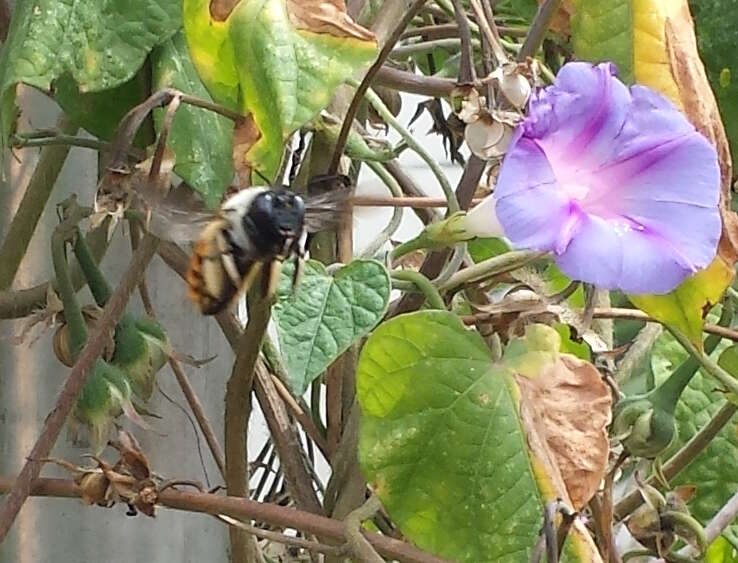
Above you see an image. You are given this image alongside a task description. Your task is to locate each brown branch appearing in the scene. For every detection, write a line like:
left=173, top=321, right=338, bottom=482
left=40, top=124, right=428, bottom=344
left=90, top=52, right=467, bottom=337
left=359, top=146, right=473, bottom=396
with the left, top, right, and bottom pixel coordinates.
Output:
left=374, top=66, right=456, bottom=97
left=517, top=0, right=562, bottom=61
left=226, top=284, right=272, bottom=563
left=217, top=514, right=347, bottom=557
left=254, top=361, right=323, bottom=514
left=328, top=0, right=429, bottom=174
left=169, top=358, right=227, bottom=479
left=0, top=477, right=450, bottom=563
left=383, top=160, right=438, bottom=224
left=0, top=234, right=159, bottom=542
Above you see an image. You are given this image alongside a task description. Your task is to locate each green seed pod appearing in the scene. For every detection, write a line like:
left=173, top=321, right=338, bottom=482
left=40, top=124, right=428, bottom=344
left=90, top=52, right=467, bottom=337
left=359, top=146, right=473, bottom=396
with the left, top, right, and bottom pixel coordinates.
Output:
left=74, top=360, right=137, bottom=453
left=110, top=314, right=169, bottom=401
left=612, top=394, right=676, bottom=459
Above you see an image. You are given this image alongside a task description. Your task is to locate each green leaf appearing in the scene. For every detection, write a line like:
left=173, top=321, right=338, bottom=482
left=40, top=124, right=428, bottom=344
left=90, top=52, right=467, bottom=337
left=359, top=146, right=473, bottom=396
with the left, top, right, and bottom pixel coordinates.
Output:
left=55, top=71, right=149, bottom=145
left=151, top=32, right=234, bottom=209
left=0, top=0, right=181, bottom=153
left=183, top=0, right=377, bottom=179
left=690, top=0, right=738, bottom=171
left=273, top=259, right=390, bottom=395
left=707, top=536, right=738, bottom=563
left=468, top=237, right=510, bottom=263
left=357, top=312, right=603, bottom=562
left=629, top=259, right=734, bottom=347
left=570, top=0, right=634, bottom=83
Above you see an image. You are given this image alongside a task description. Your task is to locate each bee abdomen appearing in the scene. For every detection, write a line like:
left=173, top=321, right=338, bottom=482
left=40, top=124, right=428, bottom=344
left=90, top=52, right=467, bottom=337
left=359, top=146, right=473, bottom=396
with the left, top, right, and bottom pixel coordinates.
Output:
left=186, top=240, right=239, bottom=315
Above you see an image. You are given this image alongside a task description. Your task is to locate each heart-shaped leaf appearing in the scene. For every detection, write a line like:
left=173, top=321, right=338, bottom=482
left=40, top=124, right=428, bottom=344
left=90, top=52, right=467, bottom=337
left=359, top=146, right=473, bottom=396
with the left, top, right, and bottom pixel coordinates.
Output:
left=273, top=259, right=390, bottom=395
left=183, top=0, right=377, bottom=179
left=152, top=32, right=235, bottom=209
left=357, top=312, right=607, bottom=562
left=0, top=0, right=181, bottom=155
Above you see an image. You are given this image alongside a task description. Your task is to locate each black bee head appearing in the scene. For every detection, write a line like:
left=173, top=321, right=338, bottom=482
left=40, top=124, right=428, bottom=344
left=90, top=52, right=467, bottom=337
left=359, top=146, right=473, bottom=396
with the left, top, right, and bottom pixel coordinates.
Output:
left=243, top=190, right=306, bottom=257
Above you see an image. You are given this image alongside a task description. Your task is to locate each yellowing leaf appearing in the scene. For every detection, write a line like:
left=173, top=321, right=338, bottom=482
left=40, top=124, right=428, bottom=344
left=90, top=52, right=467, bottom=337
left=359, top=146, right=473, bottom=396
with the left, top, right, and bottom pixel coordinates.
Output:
left=183, top=0, right=377, bottom=180
left=358, top=314, right=605, bottom=561
left=629, top=258, right=734, bottom=347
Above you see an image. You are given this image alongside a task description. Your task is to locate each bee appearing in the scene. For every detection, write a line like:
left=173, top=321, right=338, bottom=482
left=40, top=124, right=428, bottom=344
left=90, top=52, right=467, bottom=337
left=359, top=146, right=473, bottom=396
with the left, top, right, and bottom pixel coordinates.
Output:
left=143, top=178, right=351, bottom=315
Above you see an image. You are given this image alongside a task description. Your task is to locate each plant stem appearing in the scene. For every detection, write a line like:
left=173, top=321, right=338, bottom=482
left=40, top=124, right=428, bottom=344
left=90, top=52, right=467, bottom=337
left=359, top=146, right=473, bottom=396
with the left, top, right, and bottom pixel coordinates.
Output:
left=438, top=250, right=543, bottom=291
left=0, top=477, right=450, bottom=563
left=73, top=228, right=113, bottom=305
left=169, top=357, right=227, bottom=480
left=0, top=115, right=77, bottom=290
left=344, top=496, right=385, bottom=563
left=362, top=85, right=459, bottom=213
left=0, top=223, right=110, bottom=319
left=51, top=218, right=88, bottom=359
left=517, top=0, right=562, bottom=61
left=669, top=328, right=738, bottom=397
left=360, top=161, right=404, bottom=258
left=225, top=284, right=272, bottom=563
left=0, top=234, right=158, bottom=542
left=328, top=0, right=428, bottom=174
left=391, top=270, right=446, bottom=309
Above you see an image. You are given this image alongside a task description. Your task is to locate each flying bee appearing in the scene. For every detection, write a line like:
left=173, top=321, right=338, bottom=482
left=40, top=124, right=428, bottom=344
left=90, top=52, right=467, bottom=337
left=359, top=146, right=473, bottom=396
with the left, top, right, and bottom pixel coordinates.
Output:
left=140, top=178, right=351, bottom=315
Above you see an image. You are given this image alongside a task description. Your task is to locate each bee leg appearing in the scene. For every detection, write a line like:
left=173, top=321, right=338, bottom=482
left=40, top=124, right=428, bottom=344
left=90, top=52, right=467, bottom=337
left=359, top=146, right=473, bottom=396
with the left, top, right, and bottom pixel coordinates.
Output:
left=262, top=260, right=282, bottom=300
left=291, top=231, right=308, bottom=293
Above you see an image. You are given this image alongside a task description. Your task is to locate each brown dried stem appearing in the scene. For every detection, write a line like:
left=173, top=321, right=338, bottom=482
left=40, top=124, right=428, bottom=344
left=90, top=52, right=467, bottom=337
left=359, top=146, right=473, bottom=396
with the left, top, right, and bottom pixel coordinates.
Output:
left=0, top=477, right=449, bottom=563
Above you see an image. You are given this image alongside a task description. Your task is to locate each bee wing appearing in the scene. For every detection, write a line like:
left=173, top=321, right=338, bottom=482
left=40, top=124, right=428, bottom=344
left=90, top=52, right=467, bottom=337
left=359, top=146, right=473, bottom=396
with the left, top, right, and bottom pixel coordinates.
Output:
left=137, top=184, right=219, bottom=244
left=302, top=185, right=354, bottom=233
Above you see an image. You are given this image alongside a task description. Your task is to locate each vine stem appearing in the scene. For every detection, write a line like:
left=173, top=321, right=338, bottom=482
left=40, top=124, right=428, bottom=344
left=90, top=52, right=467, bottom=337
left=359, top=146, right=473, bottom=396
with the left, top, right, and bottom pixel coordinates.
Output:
left=327, top=0, right=429, bottom=174
left=517, top=0, right=562, bottom=61
left=0, top=115, right=78, bottom=290
left=361, top=85, right=459, bottom=213
left=360, top=161, right=404, bottom=258
left=0, top=234, right=159, bottom=542
left=0, top=477, right=449, bottom=563
left=437, top=250, right=543, bottom=291
left=391, top=270, right=446, bottom=309
left=226, top=284, right=272, bottom=563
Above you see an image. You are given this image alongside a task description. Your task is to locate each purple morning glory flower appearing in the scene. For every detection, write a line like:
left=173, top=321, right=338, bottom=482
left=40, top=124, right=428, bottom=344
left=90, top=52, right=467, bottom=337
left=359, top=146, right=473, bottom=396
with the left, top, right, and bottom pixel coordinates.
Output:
left=492, top=62, right=721, bottom=294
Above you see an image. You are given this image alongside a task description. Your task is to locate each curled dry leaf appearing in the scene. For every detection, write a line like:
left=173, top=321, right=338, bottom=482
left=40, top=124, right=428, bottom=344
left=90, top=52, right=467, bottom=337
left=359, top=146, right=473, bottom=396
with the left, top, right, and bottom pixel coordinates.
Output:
left=53, top=305, right=115, bottom=367
left=662, top=2, right=737, bottom=264
left=232, top=115, right=262, bottom=184
left=109, top=429, right=151, bottom=481
left=516, top=355, right=612, bottom=509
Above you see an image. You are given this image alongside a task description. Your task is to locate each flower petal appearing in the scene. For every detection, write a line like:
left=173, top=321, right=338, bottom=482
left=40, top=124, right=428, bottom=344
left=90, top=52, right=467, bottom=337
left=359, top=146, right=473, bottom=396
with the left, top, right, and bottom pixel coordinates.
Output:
left=494, top=137, right=573, bottom=250
left=555, top=214, right=693, bottom=294
left=525, top=62, right=631, bottom=171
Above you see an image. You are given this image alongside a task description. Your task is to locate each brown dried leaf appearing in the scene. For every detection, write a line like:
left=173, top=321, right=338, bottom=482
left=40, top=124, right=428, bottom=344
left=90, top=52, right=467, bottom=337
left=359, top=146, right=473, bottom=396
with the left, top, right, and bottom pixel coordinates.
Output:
left=110, top=429, right=151, bottom=480
left=516, top=355, right=612, bottom=509
left=664, top=4, right=737, bottom=263
left=536, top=0, right=574, bottom=35
left=286, top=0, right=376, bottom=42
left=232, top=114, right=262, bottom=184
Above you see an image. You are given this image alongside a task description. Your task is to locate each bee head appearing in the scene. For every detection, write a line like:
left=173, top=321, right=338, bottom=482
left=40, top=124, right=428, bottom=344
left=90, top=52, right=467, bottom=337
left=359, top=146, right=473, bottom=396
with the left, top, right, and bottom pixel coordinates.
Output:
left=243, top=190, right=306, bottom=257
